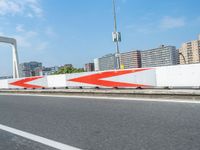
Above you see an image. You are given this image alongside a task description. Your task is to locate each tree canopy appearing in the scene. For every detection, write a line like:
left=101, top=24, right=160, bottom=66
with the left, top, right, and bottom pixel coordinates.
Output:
left=54, top=66, right=84, bottom=74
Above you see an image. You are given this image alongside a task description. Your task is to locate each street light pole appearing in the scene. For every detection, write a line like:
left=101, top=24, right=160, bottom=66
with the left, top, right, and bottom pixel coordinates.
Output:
left=112, top=0, right=121, bottom=70
left=179, top=52, right=187, bottom=64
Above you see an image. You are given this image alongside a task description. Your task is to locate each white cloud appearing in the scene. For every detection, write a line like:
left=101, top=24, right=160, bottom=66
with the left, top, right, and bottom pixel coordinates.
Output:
left=126, top=22, right=157, bottom=34
left=45, top=27, right=56, bottom=37
left=160, top=16, right=185, bottom=29
left=16, top=24, right=25, bottom=32
left=0, top=0, right=43, bottom=18
left=126, top=16, right=187, bottom=34
left=13, top=32, right=49, bottom=52
left=0, top=0, right=21, bottom=15
left=35, top=41, right=48, bottom=51
left=197, top=16, right=200, bottom=22
left=27, top=0, right=43, bottom=17
left=13, top=31, right=37, bottom=48
left=121, top=0, right=127, bottom=3
left=8, top=27, right=50, bottom=53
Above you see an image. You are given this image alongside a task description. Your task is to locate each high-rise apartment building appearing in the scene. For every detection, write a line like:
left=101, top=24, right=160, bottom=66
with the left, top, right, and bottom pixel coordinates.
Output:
left=94, top=54, right=115, bottom=71
left=19, top=61, right=43, bottom=77
left=84, top=63, right=95, bottom=72
left=120, top=50, right=141, bottom=69
left=141, top=45, right=179, bottom=68
left=179, top=34, right=200, bottom=64
left=94, top=58, right=100, bottom=71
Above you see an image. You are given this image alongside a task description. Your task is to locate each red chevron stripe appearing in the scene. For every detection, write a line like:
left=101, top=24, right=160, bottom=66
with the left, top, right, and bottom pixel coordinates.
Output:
left=69, top=69, right=151, bottom=87
left=10, top=76, right=44, bottom=89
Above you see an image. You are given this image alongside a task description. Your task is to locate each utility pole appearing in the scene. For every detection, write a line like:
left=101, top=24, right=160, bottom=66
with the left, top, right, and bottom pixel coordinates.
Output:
left=112, top=0, right=121, bottom=70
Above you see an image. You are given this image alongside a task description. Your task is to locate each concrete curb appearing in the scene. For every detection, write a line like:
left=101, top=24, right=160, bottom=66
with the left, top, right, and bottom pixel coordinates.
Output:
left=1, top=89, right=200, bottom=100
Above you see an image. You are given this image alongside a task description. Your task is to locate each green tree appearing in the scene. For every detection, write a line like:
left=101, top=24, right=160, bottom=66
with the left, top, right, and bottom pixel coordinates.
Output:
left=54, top=66, right=84, bottom=75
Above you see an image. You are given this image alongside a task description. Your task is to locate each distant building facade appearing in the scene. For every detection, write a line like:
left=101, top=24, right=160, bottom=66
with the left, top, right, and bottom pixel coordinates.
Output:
left=19, top=61, right=43, bottom=77
left=94, top=58, right=100, bottom=71
left=42, top=66, right=59, bottom=75
left=179, top=34, right=200, bottom=64
left=120, top=50, right=141, bottom=69
left=84, top=63, right=94, bottom=72
left=141, top=45, right=179, bottom=68
left=0, top=76, right=13, bottom=79
left=94, top=54, right=116, bottom=71
left=63, top=64, right=73, bottom=68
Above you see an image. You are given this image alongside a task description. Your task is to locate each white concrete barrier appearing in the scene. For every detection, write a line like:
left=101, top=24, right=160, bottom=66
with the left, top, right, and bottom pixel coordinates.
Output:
left=0, top=80, right=9, bottom=89
left=7, top=76, right=47, bottom=89
left=0, top=64, right=200, bottom=89
left=47, top=74, right=66, bottom=88
left=156, top=63, right=200, bottom=87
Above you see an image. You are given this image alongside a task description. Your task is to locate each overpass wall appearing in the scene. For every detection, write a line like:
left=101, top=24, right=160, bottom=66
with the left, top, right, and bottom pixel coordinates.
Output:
left=156, top=63, right=200, bottom=87
left=0, top=63, right=199, bottom=89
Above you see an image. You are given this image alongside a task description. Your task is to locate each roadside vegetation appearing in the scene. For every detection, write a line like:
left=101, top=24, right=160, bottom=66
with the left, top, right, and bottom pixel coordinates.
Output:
left=54, top=66, right=84, bottom=74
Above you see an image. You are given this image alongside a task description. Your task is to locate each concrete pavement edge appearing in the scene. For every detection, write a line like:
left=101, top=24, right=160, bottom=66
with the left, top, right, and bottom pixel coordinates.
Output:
left=0, top=89, right=200, bottom=100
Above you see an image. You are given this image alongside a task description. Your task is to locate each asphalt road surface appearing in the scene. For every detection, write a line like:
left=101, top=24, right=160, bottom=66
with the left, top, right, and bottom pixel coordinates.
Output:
left=0, top=94, right=200, bottom=150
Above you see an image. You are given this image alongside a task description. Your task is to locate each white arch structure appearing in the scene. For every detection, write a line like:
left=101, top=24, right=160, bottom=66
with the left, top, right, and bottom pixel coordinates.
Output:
left=0, top=36, right=19, bottom=78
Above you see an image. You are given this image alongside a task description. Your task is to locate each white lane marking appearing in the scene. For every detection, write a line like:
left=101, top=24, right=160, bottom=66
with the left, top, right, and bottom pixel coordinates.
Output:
left=0, top=124, right=81, bottom=150
left=1, top=93, right=200, bottom=104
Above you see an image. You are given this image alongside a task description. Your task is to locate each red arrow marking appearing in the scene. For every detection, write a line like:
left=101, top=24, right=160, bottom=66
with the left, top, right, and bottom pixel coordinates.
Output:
left=10, top=76, right=44, bottom=89
left=69, top=69, right=151, bottom=87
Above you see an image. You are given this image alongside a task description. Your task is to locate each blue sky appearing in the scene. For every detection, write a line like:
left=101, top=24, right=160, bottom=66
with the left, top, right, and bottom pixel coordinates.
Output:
left=0, top=0, right=200, bottom=76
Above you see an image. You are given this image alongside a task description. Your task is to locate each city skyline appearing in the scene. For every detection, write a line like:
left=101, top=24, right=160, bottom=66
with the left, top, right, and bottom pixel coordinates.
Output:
left=0, top=0, right=200, bottom=76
